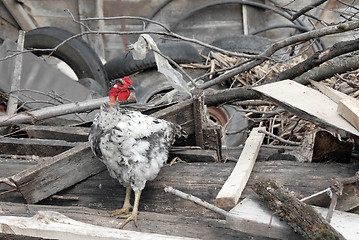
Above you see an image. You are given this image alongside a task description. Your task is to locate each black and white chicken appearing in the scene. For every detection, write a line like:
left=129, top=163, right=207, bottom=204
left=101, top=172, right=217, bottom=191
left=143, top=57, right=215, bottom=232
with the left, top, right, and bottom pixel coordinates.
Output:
left=89, top=76, right=187, bottom=228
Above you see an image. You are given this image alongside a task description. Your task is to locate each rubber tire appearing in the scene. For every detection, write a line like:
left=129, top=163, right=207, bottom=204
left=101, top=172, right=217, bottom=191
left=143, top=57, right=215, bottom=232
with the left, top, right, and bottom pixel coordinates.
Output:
left=104, top=42, right=202, bottom=81
left=24, top=27, right=109, bottom=94
left=201, top=35, right=274, bottom=56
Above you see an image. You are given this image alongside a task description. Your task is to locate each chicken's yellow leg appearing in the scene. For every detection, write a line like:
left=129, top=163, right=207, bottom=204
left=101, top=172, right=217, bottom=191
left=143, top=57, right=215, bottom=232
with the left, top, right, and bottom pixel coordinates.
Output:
left=120, top=190, right=141, bottom=228
left=110, top=185, right=132, bottom=216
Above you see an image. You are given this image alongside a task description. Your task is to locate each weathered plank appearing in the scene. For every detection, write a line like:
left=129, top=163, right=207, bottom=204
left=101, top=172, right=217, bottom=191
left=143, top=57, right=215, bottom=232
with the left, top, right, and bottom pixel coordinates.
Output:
left=0, top=202, right=271, bottom=240
left=254, top=80, right=359, bottom=137
left=23, top=124, right=90, bottom=142
left=216, top=127, right=265, bottom=207
left=337, top=98, right=359, bottom=131
left=0, top=211, right=198, bottom=240
left=0, top=137, right=77, bottom=157
left=1, top=157, right=357, bottom=219
left=10, top=142, right=106, bottom=204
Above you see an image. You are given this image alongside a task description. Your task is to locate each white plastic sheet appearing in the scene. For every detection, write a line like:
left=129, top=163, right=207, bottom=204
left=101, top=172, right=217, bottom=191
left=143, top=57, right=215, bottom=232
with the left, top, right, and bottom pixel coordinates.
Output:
left=131, top=34, right=192, bottom=100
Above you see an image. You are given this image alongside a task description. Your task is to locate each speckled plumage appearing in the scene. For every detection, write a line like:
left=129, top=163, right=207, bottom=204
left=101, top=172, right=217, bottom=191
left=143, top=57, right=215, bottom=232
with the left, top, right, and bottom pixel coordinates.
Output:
left=89, top=102, right=182, bottom=192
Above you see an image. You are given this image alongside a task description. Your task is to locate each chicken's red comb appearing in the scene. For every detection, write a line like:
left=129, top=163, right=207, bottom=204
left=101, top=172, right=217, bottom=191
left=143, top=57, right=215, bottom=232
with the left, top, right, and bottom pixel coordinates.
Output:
left=122, top=76, right=132, bottom=86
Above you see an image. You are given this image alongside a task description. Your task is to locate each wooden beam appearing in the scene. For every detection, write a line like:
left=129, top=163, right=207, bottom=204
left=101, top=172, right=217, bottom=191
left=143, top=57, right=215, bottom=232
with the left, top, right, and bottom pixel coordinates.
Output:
left=337, top=98, right=359, bottom=131
left=216, top=127, right=265, bottom=207
left=10, top=142, right=106, bottom=204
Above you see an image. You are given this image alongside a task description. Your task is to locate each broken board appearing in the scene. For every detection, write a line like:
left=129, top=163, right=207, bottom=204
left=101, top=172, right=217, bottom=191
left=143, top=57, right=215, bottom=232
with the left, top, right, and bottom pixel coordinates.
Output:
left=10, top=142, right=106, bottom=204
left=254, top=80, right=359, bottom=137
left=216, top=127, right=265, bottom=207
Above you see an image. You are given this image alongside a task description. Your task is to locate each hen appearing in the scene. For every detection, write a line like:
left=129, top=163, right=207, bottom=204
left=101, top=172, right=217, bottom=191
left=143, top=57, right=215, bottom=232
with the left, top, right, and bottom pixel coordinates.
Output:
left=89, top=76, right=186, bottom=228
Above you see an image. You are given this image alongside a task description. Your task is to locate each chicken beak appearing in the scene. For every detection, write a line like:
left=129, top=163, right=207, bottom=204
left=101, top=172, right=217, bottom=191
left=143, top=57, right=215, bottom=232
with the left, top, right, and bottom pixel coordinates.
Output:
left=127, top=85, right=135, bottom=91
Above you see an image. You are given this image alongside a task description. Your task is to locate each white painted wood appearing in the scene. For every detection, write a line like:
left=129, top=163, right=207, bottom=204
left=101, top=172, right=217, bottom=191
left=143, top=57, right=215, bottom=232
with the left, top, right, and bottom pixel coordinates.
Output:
left=254, top=80, right=359, bottom=137
left=338, top=98, right=359, bottom=131
left=216, top=127, right=265, bottom=207
left=227, top=195, right=359, bottom=240
left=0, top=211, right=198, bottom=240
left=310, top=80, right=351, bottom=104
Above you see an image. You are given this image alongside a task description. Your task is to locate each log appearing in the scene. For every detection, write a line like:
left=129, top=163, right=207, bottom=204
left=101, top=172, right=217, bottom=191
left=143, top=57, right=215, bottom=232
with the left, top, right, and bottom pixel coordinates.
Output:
left=10, top=142, right=106, bottom=204
left=252, top=179, right=345, bottom=240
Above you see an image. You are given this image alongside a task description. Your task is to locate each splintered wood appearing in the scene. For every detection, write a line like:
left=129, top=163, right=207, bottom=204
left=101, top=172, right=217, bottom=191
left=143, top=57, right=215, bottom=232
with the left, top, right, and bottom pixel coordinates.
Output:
left=215, top=127, right=265, bottom=208
left=10, top=142, right=106, bottom=204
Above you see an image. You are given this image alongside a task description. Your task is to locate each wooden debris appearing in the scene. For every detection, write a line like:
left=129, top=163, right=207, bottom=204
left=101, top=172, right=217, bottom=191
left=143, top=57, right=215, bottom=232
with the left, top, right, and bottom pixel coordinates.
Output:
left=254, top=80, right=359, bottom=137
left=337, top=98, right=359, bottom=131
left=23, top=124, right=89, bottom=142
left=0, top=137, right=77, bottom=157
left=0, top=211, right=198, bottom=240
left=311, top=130, right=353, bottom=163
left=227, top=194, right=359, bottom=240
left=9, top=142, right=105, bottom=204
left=192, top=89, right=205, bottom=148
left=252, top=179, right=346, bottom=240
left=310, top=80, right=351, bottom=104
left=215, top=127, right=265, bottom=207
left=0, top=201, right=269, bottom=240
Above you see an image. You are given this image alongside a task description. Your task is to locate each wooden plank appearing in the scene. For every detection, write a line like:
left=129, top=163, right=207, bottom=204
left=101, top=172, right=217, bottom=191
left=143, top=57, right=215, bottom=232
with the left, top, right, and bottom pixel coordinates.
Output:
left=254, top=80, right=359, bottom=137
left=23, top=124, right=90, bottom=142
left=227, top=194, right=359, bottom=240
left=10, top=142, right=106, bottom=204
left=0, top=137, right=77, bottom=157
left=338, top=98, right=359, bottom=131
left=216, top=127, right=265, bottom=207
left=0, top=211, right=198, bottom=240
left=1, top=158, right=357, bottom=220
left=310, top=80, right=351, bottom=104
left=0, top=202, right=271, bottom=240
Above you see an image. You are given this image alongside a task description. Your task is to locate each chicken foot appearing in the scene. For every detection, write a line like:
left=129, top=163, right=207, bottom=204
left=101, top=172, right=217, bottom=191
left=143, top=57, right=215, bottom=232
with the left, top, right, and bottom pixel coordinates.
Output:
left=120, top=190, right=141, bottom=229
left=110, top=185, right=133, bottom=216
